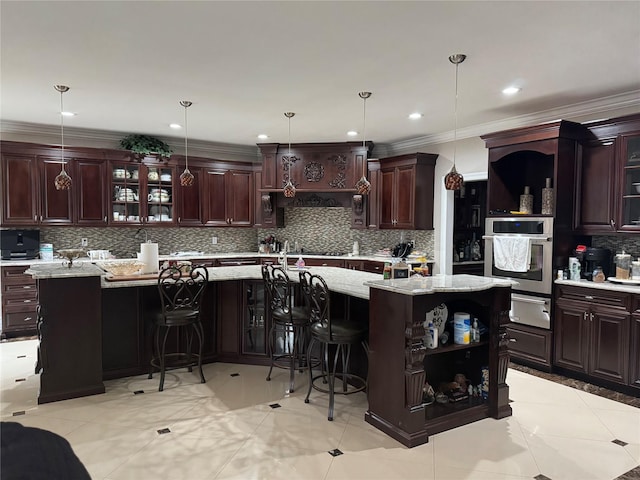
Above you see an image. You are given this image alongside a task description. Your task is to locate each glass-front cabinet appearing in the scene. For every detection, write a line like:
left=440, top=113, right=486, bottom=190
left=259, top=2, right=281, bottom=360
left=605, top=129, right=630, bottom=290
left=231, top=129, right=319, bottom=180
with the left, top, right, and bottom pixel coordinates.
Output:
left=619, top=134, right=640, bottom=231
left=110, top=162, right=175, bottom=225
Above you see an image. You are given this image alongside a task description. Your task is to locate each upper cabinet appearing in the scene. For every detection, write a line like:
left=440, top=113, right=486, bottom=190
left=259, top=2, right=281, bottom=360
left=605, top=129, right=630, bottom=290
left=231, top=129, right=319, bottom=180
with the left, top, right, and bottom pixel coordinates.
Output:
left=482, top=120, right=588, bottom=228
left=1, top=145, right=73, bottom=226
left=204, top=168, right=253, bottom=227
left=75, top=157, right=109, bottom=226
left=575, top=113, right=640, bottom=234
left=370, top=153, right=437, bottom=230
left=257, top=142, right=370, bottom=193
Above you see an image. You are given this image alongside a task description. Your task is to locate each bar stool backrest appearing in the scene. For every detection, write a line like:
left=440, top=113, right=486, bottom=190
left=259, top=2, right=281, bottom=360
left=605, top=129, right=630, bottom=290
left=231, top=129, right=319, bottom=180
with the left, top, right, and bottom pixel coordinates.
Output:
left=157, top=265, right=208, bottom=317
left=299, top=272, right=334, bottom=339
left=262, top=264, right=294, bottom=317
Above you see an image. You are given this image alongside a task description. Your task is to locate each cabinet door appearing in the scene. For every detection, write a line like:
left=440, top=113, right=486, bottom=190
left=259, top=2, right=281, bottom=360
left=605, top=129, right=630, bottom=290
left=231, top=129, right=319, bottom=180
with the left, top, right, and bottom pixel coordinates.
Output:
left=75, top=158, right=108, bottom=225
left=589, top=305, right=629, bottom=385
left=617, top=133, right=640, bottom=231
left=216, top=281, right=241, bottom=358
left=227, top=170, right=253, bottom=226
left=39, top=157, right=73, bottom=225
left=175, top=167, right=204, bottom=225
left=204, top=169, right=228, bottom=226
left=1, top=153, right=38, bottom=225
left=110, top=162, right=142, bottom=224
left=554, top=299, right=589, bottom=373
left=630, top=314, right=640, bottom=390
left=394, top=165, right=416, bottom=229
left=145, top=165, right=176, bottom=225
left=379, top=169, right=395, bottom=228
left=574, top=142, right=617, bottom=233
left=242, top=280, right=267, bottom=355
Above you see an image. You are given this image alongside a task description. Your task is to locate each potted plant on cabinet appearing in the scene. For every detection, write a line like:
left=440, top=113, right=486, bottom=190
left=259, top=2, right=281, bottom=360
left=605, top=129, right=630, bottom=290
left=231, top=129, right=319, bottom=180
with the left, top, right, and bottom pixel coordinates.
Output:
left=119, top=134, right=172, bottom=161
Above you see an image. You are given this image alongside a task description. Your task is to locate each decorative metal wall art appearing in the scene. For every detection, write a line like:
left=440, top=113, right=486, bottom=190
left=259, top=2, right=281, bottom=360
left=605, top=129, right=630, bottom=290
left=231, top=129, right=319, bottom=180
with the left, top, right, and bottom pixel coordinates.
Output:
left=304, top=161, right=324, bottom=182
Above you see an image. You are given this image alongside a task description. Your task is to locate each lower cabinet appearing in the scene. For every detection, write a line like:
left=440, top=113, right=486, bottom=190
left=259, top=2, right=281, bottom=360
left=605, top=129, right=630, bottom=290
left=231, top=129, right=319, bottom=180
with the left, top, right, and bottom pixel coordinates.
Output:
left=506, top=323, right=552, bottom=370
left=1, top=265, right=38, bottom=338
left=554, top=285, right=630, bottom=387
left=630, top=313, right=640, bottom=390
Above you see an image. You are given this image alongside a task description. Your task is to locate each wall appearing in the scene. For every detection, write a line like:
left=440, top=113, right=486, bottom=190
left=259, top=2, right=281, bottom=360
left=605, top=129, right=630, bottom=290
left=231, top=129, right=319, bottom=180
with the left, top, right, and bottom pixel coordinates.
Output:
left=40, top=207, right=435, bottom=260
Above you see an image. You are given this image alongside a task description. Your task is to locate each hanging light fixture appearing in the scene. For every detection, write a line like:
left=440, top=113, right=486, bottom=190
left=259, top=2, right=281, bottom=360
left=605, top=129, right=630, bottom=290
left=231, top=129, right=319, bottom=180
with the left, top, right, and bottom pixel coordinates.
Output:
left=444, top=53, right=466, bottom=191
left=355, top=91, right=372, bottom=195
left=283, top=112, right=296, bottom=198
left=53, top=85, right=72, bottom=190
left=179, top=100, right=194, bottom=186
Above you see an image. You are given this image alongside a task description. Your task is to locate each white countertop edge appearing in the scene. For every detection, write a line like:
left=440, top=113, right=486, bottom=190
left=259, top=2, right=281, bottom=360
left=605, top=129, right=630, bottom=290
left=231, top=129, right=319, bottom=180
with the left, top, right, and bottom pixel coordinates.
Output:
left=366, top=274, right=515, bottom=296
left=555, top=278, right=640, bottom=294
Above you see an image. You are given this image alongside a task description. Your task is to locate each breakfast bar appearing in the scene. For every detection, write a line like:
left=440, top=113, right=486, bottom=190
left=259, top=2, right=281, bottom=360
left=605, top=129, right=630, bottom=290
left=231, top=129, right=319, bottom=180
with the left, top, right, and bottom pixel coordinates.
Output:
left=26, top=263, right=513, bottom=446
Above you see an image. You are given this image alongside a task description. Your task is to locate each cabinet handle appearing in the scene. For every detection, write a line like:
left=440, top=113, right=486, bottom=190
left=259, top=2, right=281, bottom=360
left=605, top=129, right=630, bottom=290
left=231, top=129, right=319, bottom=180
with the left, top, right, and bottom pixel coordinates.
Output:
left=24, top=316, right=32, bottom=321
left=509, top=338, right=517, bottom=342
left=584, top=295, right=594, bottom=300
left=590, top=313, right=594, bottom=321
left=104, top=216, right=107, bottom=222
left=178, top=217, right=181, bottom=223
left=23, top=299, right=32, bottom=303
left=23, top=286, right=32, bottom=289
left=34, top=215, right=37, bottom=221
left=583, top=312, right=587, bottom=320
left=610, top=219, right=616, bottom=229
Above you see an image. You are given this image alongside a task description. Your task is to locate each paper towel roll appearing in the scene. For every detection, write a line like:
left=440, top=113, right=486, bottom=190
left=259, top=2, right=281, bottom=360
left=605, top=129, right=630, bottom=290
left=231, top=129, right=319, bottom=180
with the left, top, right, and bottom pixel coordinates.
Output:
left=140, top=243, right=159, bottom=274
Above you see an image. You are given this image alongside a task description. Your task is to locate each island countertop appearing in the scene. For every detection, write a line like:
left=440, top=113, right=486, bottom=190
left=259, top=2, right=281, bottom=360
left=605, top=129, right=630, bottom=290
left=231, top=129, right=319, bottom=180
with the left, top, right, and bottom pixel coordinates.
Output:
left=365, top=274, right=514, bottom=295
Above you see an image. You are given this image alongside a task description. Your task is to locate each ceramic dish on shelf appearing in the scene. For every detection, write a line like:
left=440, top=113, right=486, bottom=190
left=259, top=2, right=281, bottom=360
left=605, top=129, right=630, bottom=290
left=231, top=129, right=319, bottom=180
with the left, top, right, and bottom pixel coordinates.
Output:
left=632, top=182, right=640, bottom=194
left=423, top=303, right=448, bottom=332
left=607, top=277, right=640, bottom=285
left=631, top=220, right=640, bottom=225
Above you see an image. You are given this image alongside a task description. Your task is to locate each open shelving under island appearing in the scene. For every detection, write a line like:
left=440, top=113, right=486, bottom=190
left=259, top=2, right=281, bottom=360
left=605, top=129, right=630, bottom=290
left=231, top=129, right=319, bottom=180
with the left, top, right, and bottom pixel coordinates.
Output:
left=364, top=275, right=514, bottom=447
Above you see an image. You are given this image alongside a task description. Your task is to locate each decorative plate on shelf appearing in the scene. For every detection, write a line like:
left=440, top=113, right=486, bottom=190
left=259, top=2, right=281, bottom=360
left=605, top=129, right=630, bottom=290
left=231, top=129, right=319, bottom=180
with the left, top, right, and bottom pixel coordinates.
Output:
left=423, top=303, right=448, bottom=332
left=607, top=277, right=640, bottom=285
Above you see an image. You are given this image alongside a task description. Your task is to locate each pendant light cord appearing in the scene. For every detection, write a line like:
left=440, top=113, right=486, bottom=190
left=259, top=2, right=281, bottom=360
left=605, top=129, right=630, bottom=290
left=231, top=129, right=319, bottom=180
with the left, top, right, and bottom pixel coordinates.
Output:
left=362, top=95, right=367, bottom=176
left=184, top=103, right=188, bottom=170
left=60, top=89, right=66, bottom=172
left=453, top=60, right=459, bottom=168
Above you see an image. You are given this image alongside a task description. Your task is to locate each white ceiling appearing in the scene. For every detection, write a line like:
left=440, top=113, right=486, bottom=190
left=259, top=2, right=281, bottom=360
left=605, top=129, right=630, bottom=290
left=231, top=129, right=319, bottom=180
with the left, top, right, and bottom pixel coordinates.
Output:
left=1, top=1, right=639, bottom=151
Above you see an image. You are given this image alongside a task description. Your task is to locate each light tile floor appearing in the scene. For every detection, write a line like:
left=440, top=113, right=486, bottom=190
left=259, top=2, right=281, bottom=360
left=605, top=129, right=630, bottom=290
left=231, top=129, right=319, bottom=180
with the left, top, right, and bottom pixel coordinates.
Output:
left=1, top=339, right=638, bottom=480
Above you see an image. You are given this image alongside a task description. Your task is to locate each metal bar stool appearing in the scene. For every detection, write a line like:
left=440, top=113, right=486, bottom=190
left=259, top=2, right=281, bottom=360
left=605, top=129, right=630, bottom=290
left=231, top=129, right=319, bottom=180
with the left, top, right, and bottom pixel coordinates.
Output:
left=299, top=271, right=368, bottom=421
left=262, top=264, right=311, bottom=393
left=148, top=264, right=208, bottom=392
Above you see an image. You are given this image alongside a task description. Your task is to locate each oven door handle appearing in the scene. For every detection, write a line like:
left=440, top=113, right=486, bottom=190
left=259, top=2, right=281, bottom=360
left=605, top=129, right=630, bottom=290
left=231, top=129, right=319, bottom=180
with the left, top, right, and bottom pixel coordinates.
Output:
left=512, top=295, right=549, bottom=306
left=482, top=235, right=552, bottom=243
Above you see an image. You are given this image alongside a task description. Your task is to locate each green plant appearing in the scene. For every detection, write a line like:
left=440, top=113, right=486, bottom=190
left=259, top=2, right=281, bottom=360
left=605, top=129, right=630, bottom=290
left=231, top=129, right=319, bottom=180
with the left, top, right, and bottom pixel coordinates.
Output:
left=119, top=134, right=172, bottom=159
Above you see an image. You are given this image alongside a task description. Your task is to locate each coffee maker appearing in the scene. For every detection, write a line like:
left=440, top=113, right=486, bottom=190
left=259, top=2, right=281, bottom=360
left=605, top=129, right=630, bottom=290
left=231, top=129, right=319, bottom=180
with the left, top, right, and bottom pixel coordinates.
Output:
left=574, top=247, right=611, bottom=281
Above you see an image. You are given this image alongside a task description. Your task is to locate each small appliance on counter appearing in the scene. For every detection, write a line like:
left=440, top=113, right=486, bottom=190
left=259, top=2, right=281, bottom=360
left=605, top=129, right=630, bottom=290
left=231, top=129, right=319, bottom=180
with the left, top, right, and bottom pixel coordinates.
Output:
left=1, top=229, right=40, bottom=260
left=573, top=246, right=611, bottom=281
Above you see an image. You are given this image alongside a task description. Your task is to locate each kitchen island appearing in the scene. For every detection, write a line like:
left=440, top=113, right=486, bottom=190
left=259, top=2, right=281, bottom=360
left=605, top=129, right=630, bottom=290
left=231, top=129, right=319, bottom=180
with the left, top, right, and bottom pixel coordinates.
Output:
left=26, top=263, right=513, bottom=446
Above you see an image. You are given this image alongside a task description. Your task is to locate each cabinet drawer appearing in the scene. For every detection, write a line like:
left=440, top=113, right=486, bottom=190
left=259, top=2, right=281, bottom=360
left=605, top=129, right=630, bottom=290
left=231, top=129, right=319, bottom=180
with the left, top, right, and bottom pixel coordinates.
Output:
left=506, top=324, right=552, bottom=368
left=3, top=296, right=38, bottom=310
left=362, top=260, right=384, bottom=274
left=556, top=285, right=630, bottom=310
left=216, top=258, right=258, bottom=267
left=3, top=311, right=37, bottom=330
left=1, top=266, right=35, bottom=285
left=304, top=258, right=344, bottom=268
left=2, top=282, right=37, bottom=295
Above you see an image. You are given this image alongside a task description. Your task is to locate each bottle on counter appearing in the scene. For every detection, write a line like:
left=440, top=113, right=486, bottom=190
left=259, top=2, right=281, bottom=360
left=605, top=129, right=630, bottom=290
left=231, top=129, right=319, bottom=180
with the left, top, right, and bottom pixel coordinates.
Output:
left=471, top=318, right=480, bottom=343
left=295, top=255, right=305, bottom=269
left=383, top=262, right=391, bottom=279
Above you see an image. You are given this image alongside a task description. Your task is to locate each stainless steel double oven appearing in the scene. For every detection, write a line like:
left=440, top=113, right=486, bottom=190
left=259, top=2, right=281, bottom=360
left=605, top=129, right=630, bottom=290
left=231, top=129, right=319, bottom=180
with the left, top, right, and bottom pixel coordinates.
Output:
left=484, top=217, right=554, bottom=329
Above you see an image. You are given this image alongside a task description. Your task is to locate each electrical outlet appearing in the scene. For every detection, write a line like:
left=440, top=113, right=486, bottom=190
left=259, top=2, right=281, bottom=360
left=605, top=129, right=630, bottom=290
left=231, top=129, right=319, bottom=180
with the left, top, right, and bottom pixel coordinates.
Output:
left=81, top=238, right=88, bottom=247
left=212, top=236, right=218, bottom=245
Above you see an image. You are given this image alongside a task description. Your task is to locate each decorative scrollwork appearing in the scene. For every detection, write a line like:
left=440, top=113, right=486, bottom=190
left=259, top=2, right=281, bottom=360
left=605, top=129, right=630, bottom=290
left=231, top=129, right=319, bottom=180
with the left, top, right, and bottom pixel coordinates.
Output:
left=304, top=162, right=324, bottom=182
left=328, top=172, right=346, bottom=188
left=327, top=154, right=347, bottom=188
left=281, top=155, right=300, bottom=188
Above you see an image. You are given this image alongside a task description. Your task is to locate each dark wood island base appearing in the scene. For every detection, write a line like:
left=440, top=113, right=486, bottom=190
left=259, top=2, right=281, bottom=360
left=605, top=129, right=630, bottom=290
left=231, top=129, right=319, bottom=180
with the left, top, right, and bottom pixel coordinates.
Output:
left=364, top=278, right=513, bottom=447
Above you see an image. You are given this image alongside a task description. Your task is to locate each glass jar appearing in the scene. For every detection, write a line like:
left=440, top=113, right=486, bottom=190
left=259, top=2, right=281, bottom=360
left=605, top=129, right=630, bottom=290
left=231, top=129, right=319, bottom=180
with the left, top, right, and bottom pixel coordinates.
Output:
left=592, top=266, right=605, bottom=283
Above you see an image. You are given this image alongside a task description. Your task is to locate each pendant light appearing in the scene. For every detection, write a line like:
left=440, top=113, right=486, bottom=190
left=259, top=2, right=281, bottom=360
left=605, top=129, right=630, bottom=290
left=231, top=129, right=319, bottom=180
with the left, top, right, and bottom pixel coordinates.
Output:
left=443, top=54, right=466, bottom=191
left=179, top=100, right=194, bottom=187
left=283, top=112, right=296, bottom=198
left=53, top=85, right=72, bottom=190
left=355, top=91, right=372, bottom=195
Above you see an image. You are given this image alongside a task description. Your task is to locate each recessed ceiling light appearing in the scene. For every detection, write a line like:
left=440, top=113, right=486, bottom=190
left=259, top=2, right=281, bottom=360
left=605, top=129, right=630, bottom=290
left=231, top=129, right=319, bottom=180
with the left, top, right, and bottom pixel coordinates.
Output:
left=502, top=86, right=521, bottom=96
left=347, top=130, right=358, bottom=137
left=169, top=123, right=182, bottom=129
left=257, top=134, right=268, bottom=140
left=61, top=111, right=75, bottom=117
left=408, top=112, right=423, bottom=120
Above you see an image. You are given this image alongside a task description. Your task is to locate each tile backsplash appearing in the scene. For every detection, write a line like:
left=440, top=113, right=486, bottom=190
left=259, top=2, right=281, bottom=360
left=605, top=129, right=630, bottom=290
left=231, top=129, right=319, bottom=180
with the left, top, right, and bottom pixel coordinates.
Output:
left=592, top=235, right=640, bottom=259
left=40, top=207, right=435, bottom=260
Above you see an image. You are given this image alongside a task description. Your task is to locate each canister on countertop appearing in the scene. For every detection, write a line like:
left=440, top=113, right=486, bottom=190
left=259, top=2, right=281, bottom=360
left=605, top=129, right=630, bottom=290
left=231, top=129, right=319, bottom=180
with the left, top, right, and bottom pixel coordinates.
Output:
left=453, top=312, right=471, bottom=345
left=615, top=251, right=631, bottom=279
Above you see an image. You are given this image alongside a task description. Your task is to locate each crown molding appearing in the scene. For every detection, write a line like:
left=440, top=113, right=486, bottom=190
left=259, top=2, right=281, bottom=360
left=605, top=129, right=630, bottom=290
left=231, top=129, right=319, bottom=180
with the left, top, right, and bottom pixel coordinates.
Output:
left=387, top=90, right=640, bottom=154
left=0, top=121, right=261, bottom=162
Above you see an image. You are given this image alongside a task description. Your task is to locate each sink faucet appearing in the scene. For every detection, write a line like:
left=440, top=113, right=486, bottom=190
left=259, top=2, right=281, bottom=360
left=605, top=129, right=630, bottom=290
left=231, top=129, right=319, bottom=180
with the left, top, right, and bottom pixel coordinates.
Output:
left=135, top=228, right=148, bottom=243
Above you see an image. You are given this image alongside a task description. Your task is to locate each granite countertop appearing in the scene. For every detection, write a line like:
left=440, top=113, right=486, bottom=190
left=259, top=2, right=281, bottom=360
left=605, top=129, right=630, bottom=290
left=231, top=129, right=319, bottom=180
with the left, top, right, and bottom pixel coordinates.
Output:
left=366, top=274, right=514, bottom=296
left=555, top=278, right=640, bottom=294
left=25, top=263, right=105, bottom=279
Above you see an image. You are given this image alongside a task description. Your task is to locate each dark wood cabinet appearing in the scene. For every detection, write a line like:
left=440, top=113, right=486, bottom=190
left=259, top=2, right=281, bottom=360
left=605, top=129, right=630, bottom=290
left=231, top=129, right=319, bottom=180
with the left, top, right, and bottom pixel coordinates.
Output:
left=617, top=131, right=640, bottom=231
left=253, top=171, right=283, bottom=228
left=630, top=312, right=640, bottom=391
left=554, top=285, right=630, bottom=386
left=574, top=141, right=617, bottom=233
left=1, top=152, right=72, bottom=226
left=216, top=280, right=242, bottom=361
left=176, top=166, right=204, bottom=226
left=373, top=153, right=437, bottom=230
left=204, top=168, right=253, bottom=227
left=506, top=323, right=552, bottom=369
left=75, top=158, right=108, bottom=225
left=1, top=265, right=38, bottom=338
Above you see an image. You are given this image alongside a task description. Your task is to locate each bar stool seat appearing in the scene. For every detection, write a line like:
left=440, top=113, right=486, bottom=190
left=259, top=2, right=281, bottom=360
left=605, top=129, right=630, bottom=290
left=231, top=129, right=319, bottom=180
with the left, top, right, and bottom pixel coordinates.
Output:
left=148, top=265, right=208, bottom=392
left=299, top=271, right=368, bottom=421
